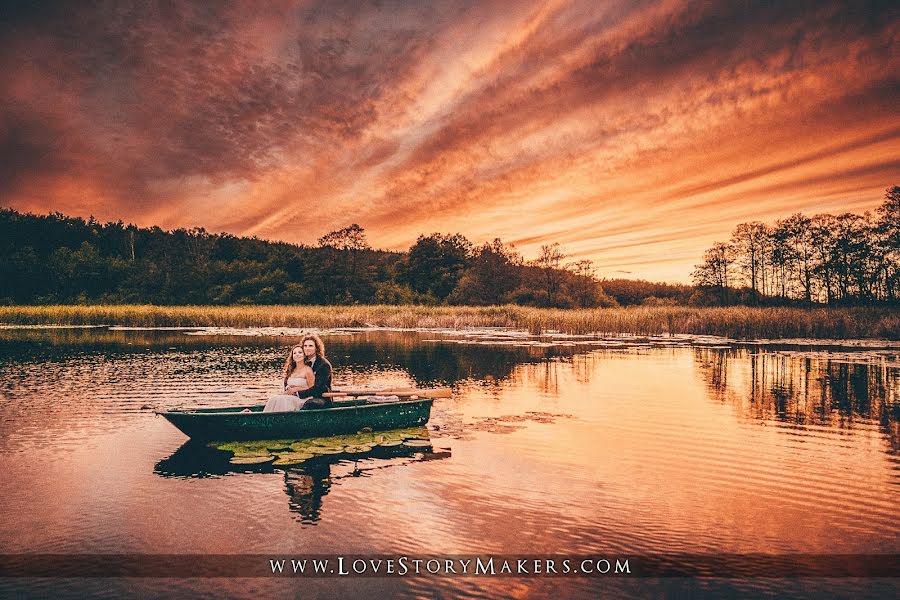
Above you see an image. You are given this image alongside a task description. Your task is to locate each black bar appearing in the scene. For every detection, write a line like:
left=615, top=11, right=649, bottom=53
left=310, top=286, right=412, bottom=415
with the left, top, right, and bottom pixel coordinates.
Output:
left=0, top=554, right=897, bottom=578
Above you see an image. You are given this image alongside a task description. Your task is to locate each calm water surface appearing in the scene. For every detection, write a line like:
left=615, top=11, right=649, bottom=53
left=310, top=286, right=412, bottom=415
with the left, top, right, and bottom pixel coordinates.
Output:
left=0, top=327, right=897, bottom=598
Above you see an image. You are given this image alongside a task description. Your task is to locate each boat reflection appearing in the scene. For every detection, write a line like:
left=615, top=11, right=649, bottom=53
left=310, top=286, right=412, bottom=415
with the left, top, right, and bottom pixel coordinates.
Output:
left=154, top=431, right=451, bottom=524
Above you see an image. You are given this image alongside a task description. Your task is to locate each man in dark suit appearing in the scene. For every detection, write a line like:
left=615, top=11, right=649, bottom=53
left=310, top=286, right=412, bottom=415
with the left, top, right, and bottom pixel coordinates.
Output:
left=297, top=334, right=333, bottom=408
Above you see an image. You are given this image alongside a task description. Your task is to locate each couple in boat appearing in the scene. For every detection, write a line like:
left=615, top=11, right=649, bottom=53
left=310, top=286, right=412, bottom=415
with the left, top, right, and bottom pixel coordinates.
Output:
left=263, top=334, right=333, bottom=412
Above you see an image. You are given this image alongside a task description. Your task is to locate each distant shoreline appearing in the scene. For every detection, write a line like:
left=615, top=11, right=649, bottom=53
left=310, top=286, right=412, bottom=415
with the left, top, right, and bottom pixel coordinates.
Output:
left=0, top=305, right=897, bottom=341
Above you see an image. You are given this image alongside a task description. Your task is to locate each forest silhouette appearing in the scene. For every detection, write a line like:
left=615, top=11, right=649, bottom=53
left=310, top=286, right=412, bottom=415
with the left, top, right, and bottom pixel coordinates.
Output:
left=1, top=186, right=896, bottom=307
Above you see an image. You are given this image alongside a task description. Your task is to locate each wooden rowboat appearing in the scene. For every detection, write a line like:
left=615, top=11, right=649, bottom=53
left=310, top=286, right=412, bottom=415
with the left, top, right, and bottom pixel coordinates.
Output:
left=326, top=387, right=452, bottom=399
left=157, top=396, right=434, bottom=441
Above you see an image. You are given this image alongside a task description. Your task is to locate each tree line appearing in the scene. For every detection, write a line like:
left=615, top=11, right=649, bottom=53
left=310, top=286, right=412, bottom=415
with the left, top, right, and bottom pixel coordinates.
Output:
left=692, top=186, right=899, bottom=305
left=5, top=185, right=894, bottom=308
left=0, top=210, right=622, bottom=307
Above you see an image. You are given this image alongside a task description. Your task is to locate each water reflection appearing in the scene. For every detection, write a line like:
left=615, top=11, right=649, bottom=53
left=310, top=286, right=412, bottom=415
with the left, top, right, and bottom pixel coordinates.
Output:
left=0, top=327, right=581, bottom=386
left=1, top=327, right=898, bottom=598
left=695, top=348, right=899, bottom=452
left=1, top=328, right=897, bottom=457
left=154, top=437, right=450, bottom=524
left=0, top=327, right=279, bottom=357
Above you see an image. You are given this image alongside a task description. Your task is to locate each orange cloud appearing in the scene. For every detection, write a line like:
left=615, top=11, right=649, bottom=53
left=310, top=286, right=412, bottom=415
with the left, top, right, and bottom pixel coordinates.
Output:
left=1, top=0, right=897, bottom=282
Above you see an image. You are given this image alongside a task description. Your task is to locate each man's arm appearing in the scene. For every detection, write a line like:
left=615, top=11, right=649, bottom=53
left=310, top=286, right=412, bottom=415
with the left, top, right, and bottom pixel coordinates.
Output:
left=301, top=360, right=333, bottom=398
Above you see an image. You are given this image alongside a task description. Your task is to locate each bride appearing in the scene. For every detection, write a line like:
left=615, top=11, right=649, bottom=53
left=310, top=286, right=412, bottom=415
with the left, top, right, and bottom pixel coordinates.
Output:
left=263, top=343, right=316, bottom=412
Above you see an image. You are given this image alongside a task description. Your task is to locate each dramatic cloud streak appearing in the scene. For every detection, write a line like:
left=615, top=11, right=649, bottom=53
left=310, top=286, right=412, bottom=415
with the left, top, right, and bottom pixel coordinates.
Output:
left=1, top=0, right=897, bottom=281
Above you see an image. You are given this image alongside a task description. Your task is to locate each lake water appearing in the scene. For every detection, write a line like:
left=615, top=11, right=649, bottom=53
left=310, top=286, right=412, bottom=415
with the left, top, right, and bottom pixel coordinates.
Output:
left=0, top=327, right=897, bottom=598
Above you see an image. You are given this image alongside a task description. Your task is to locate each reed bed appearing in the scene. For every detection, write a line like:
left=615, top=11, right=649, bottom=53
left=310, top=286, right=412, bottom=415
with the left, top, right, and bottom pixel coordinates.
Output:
left=0, top=305, right=897, bottom=340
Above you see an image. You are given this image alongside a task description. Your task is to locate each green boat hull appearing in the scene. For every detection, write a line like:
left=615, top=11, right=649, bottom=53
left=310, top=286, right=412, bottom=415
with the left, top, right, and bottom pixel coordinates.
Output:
left=157, top=398, right=433, bottom=441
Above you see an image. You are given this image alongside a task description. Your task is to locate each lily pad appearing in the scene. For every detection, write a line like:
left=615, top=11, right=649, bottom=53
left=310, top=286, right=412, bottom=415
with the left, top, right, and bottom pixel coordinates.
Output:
left=304, top=438, right=333, bottom=447
left=402, top=440, right=432, bottom=448
left=398, top=427, right=429, bottom=440
left=265, top=440, right=296, bottom=451
left=272, top=452, right=315, bottom=465
left=217, top=439, right=286, bottom=453
left=229, top=455, right=274, bottom=465
left=377, top=440, right=404, bottom=447
left=232, top=449, right=276, bottom=458
left=336, top=435, right=373, bottom=447
left=300, top=432, right=378, bottom=448
left=305, top=446, right=345, bottom=455
left=344, top=444, right=374, bottom=454
left=318, top=447, right=347, bottom=455
left=213, top=441, right=244, bottom=451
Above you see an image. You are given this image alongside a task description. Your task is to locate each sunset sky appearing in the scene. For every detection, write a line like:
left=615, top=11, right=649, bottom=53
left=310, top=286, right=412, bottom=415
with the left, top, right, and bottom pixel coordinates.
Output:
left=1, top=0, right=897, bottom=282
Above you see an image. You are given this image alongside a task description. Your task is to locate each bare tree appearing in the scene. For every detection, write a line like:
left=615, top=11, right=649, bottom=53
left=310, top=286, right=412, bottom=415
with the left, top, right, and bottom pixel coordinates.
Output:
left=127, top=225, right=136, bottom=261
left=317, top=224, right=372, bottom=302
left=567, top=259, right=598, bottom=308
left=318, top=224, right=370, bottom=251
left=731, top=221, right=768, bottom=301
left=692, top=242, right=734, bottom=304
left=773, top=214, right=816, bottom=302
left=877, top=186, right=900, bottom=300
left=694, top=186, right=899, bottom=305
left=534, top=243, right=566, bottom=307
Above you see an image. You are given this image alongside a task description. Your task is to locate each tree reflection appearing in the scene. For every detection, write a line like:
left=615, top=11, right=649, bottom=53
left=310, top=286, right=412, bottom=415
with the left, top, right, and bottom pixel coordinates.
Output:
left=1, top=328, right=590, bottom=386
left=328, top=333, right=581, bottom=386
left=694, top=348, right=899, bottom=449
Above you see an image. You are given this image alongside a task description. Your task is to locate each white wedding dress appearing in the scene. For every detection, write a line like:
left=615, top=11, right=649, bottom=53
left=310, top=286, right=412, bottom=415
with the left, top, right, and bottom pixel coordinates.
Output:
left=263, top=376, right=310, bottom=412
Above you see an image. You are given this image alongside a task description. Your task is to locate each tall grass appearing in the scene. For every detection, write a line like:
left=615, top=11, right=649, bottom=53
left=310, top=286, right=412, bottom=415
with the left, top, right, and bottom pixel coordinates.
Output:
left=0, top=304, right=897, bottom=339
